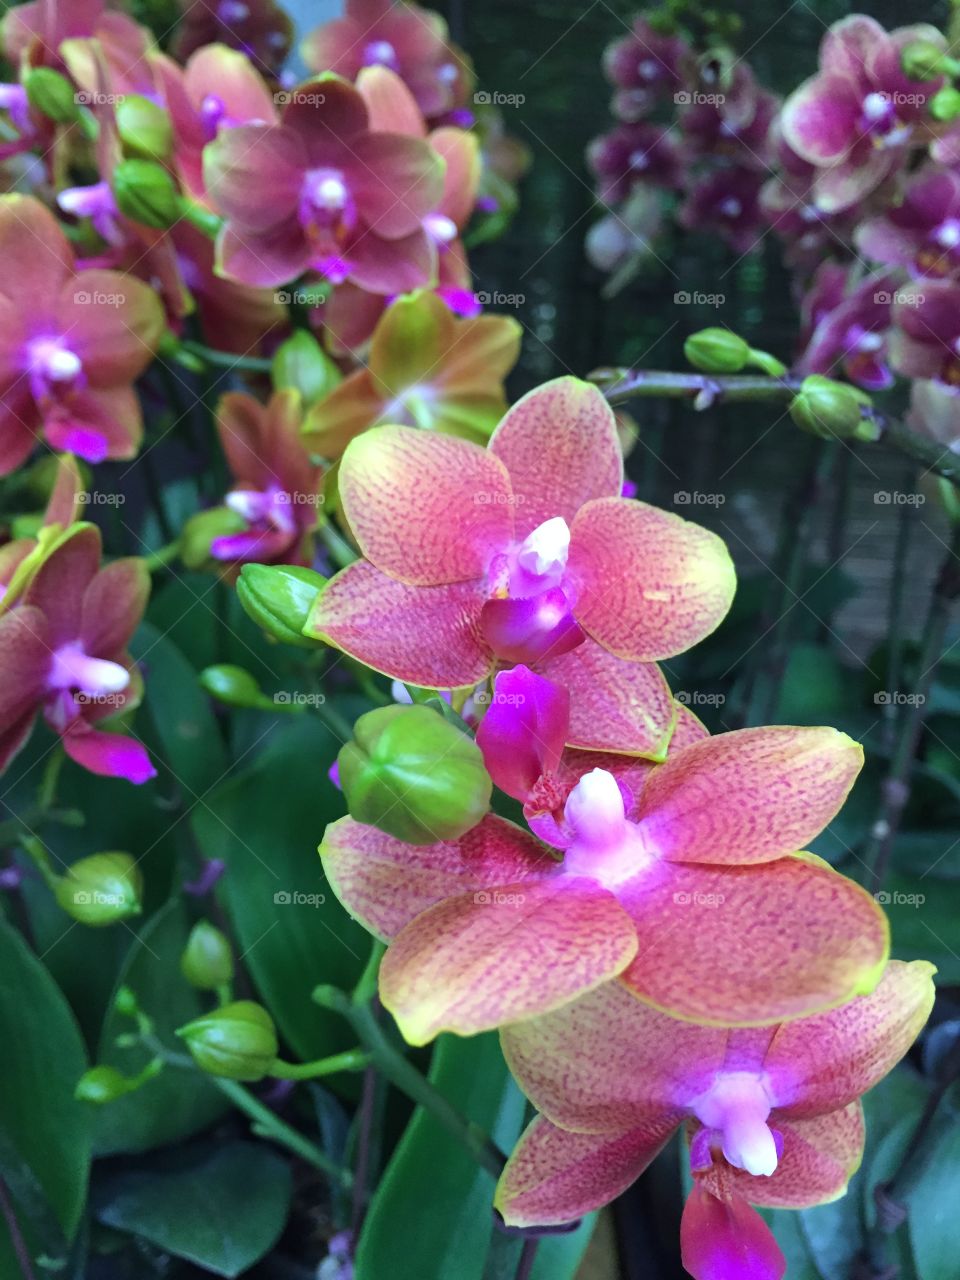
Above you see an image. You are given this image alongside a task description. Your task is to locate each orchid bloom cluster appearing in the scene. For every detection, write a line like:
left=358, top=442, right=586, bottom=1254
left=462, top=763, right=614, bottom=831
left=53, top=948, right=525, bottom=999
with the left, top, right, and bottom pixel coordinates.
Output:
left=308, top=377, right=932, bottom=1278
left=585, top=7, right=960, bottom=449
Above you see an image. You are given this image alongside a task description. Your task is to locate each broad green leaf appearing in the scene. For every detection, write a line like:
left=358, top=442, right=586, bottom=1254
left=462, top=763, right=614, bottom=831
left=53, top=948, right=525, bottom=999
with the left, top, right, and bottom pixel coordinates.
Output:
left=530, top=1215, right=597, bottom=1279
left=93, top=901, right=226, bottom=1156
left=356, top=1033, right=521, bottom=1280
left=883, top=872, right=960, bottom=981
left=96, top=1141, right=292, bottom=1277
left=0, top=918, right=92, bottom=1264
left=193, top=716, right=369, bottom=1062
left=906, top=1118, right=960, bottom=1278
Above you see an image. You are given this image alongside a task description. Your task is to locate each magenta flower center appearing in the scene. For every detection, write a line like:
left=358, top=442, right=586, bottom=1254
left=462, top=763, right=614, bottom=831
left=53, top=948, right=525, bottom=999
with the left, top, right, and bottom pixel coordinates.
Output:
left=58, top=181, right=125, bottom=247
left=26, top=337, right=85, bottom=403
left=691, top=1072, right=777, bottom=1177
left=859, top=91, right=907, bottom=146
left=301, top=168, right=358, bottom=270
left=424, top=213, right=458, bottom=246
left=47, top=642, right=130, bottom=698
left=559, top=768, right=656, bottom=887
left=225, top=483, right=298, bottom=536
left=362, top=40, right=400, bottom=71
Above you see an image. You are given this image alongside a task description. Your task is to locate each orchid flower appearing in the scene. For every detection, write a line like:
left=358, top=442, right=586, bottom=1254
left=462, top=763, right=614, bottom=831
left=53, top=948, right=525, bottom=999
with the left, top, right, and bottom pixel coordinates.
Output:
left=209, top=387, right=323, bottom=569
left=0, top=523, right=155, bottom=783
left=495, top=960, right=935, bottom=1280
left=587, top=123, right=681, bottom=205
left=203, top=73, right=445, bottom=291
left=306, top=378, right=736, bottom=756
left=0, top=453, right=84, bottom=605
left=781, top=15, right=944, bottom=214
left=858, top=167, right=960, bottom=281
left=303, top=290, right=521, bottom=456
left=889, top=280, right=960, bottom=386
left=301, top=0, right=474, bottom=126
left=679, top=167, right=767, bottom=255
left=171, top=0, right=293, bottom=81
left=320, top=665, right=886, bottom=1042
left=796, top=265, right=898, bottom=391
left=0, top=195, right=165, bottom=473
left=602, top=18, right=688, bottom=123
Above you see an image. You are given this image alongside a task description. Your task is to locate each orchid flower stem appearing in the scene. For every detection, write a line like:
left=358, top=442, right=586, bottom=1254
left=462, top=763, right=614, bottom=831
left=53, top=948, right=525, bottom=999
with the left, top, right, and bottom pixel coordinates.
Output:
left=37, top=747, right=64, bottom=812
left=144, top=542, right=180, bottom=572
left=312, top=695, right=355, bottom=744
left=312, top=981, right=507, bottom=1179
left=0, top=1176, right=36, bottom=1280
left=214, top=1078, right=355, bottom=1188
left=179, top=340, right=274, bottom=373
left=270, top=1048, right=372, bottom=1080
left=597, top=368, right=960, bottom=483
left=515, top=1240, right=539, bottom=1280
left=867, top=522, right=960, bottom=893
left=318, top=519, right=359, bottom=569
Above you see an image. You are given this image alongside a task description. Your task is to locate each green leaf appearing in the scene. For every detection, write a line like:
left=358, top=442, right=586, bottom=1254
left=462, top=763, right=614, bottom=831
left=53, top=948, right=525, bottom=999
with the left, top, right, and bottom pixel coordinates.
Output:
left=192, top=716, right=369, bottom=1062
left=96, top=1140, right=292, bottom=1277
left=131, top=622, right=228, bottom=795
left=906, top=1117, right=960, bottom=1278
left=883, top=872, right=960, bottom=981
left=530, top=1215, right=597, bottom=1279
left=0, top=917, right=92, bottom=1263
left=356, top=1033, right=521, bottom=1280
left=92, top=901, right=227, bottom=1156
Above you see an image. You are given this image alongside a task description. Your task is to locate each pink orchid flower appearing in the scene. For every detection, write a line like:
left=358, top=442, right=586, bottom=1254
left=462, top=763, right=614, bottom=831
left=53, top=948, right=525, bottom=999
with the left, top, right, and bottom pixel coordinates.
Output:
left=858, top=166, right=960, bottom=280
left=796, top=265, right=898, bottom=391
left=889, top=279, right=960, bottom=386
left=171, top=0, right=293, bottom=81
left=203, top=74, right=445, bottom=291
left=495, top=961, right=935, bottom=1280
left=306, top=377, right=737, bottom=756
left=0, top=523, right=155, bottom=784
left=587, top=123, right=682, bottom=205
left=781, top=15, right=943, bottom=214
left=301, top=0, right=473, bottom=126
left=0, top=195, right=166, bottom=474
left=602, top=18, right=688, bottom=123
left=320, top=667, right=886, bottom=1043
left=679, top=167, right=767, bottom=255
left=321, top=65, right=482, bottom=353
left=209, top=388, right=323, bottom=569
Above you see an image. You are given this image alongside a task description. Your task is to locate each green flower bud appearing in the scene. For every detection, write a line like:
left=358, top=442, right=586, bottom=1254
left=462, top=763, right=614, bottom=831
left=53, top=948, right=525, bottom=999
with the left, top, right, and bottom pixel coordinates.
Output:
left=901, top=41, right=948, bottom=81
left=931, top=86, right=960, bottom=122
left=337, top=704, right=492, bottom=843
left=237, top=563, right=327, bottom=648
left=115, top=94, right=174, bottom=161
left=75, top=1065, right=136, bottom=1104
left=789, top=375, right=876, bottom=441
left=684, top=328, right=751, bottom=373
left=180, top=921, right=235, bottom=990
left=179, top=506, right=246, bottom=571
left=271, top=331, right=342, bottom=408
left=177, top=1001, right=278, bottom=1081
left=199, top=664, right=269, bottom=709
left=23, top=67, right=80, bottom=124
left=54, top=852, right=143, bottom=926
left=111, top=159, right=182, bottom=229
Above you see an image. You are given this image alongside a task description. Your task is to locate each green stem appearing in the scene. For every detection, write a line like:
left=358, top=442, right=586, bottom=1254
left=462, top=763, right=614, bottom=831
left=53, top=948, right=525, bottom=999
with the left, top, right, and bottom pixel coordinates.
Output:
left=37, top=747, right=64, bottom=813
left=144, top=541, right=180, bottom=572
left=318, top=520, right=359, bottom=569
left=866, top=523, right=960, bottom=892
left=270, top=1048, right=371, bottom=1080
left=883, top=476, right=916, bottom=753
left=213, top=1077, right=353, bottom=1188
left=313, top=983, right=507, bottom=1179
left=180, top=340, right=274, bottom=373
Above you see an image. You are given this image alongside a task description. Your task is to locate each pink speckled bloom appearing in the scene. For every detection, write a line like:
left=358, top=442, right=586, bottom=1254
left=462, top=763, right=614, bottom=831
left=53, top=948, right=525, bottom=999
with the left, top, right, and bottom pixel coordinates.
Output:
left=495, top=961, right=934, bottom=1280
left=306, top=377, right=737, bottom=757
left=320, top=665, right=885, bottom=1043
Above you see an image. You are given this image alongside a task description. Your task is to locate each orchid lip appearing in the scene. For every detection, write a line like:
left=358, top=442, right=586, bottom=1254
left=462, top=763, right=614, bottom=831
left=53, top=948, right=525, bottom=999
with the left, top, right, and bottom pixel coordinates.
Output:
left=363, top=40, right=400, bottom=70
left=515, top=516, right=571, bottom=582
left=691, top=1071, right=778, bottom=1178
left=26, top=337, right=85, bottom=401
left=934, top=218, right=960, bottom=249
left=48, top=642, right=130, bottom=698
left=559, top=768, right=659, bottom=888
left=424, top=213, right=458, bottom=244
left=225, top=484, right=297, bottom=535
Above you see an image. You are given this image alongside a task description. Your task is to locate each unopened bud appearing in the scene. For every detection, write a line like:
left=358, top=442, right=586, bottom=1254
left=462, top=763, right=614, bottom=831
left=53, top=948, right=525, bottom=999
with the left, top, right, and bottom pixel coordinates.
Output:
left=931, top=86, right=960, bottom=122
left=75, top=1065, right=136, bottom=1104
left=336, top=704, right=492, bottom=844
left=180, top=921, right=235, bottom=990
left=23, top=67, right=80, bottom=124
left=790, top=375, right=876, bottom=441
left=177, top=1001, right=278, bottom=1081
left=111, top=159, right=182, bottom=229
left=54, top=852, right=142, bottom=926
left=271, top=331, right=342, bottom=408
left=901, top=41, right=948, bottom=82
left=237, top=563, right=327, bottom=648
left=199, top=664, right=270, bottom=709
left=179, top=506, right=245, bottom=571
left=116, top=95, right=174, bottom=161
left=684, top=328, right=751, bottom=373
